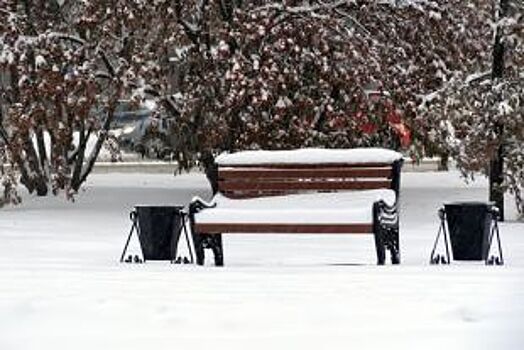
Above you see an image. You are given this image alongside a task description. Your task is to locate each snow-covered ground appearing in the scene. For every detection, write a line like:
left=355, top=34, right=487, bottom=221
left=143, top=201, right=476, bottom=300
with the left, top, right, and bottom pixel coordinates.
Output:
left=0, top=171, right=523, bottom=350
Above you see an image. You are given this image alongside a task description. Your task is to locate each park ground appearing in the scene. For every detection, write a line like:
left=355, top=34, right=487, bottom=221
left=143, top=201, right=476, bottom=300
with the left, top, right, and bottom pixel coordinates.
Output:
left=0, top=171, right=523, bottom=350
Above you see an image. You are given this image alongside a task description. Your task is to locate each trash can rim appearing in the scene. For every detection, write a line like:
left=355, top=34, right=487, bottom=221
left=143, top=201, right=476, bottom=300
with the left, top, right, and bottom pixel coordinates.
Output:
left=444, top=201, right=495, bottom=207
left=134, top=204, right=185, bottom=209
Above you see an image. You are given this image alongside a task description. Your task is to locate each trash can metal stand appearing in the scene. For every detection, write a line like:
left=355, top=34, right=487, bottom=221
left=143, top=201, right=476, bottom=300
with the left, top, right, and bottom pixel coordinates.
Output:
left=120, top=206, right=194, bottom=263
left=430, top=202, right=504, bottom=265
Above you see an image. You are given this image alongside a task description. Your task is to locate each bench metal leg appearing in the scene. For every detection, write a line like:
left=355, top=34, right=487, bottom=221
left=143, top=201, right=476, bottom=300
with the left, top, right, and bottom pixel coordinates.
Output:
left=191, top=232, right=224, bottom=266
left=192, top=231, right=206, bottom=265
left=372, top=202, right=386, bottom=265
left=373, top=231, right=386, bottom=265
left=189, top=198, right=222, bottom=266
left=210, top=234, right=224, bottom=266
left=387, top=227, right=400, bottom=264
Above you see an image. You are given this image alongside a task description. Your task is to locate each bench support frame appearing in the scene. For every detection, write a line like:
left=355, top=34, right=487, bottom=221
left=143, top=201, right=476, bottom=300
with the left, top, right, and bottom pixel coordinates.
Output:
left=190, top=200, right=400, bottom=267
left=190, top=159, right=403, bottom=266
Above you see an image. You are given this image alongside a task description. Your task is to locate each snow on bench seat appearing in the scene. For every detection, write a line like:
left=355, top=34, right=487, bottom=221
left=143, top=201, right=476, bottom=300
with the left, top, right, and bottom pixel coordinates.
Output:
left=194, top=189, right=396, bottom=226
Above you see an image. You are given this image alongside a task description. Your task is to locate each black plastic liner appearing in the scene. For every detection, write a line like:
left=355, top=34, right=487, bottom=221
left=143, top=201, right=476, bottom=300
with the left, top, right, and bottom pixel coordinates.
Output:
left=444, top=202, right=494, bottom=261
left=135, top=206, right=184, bottom=261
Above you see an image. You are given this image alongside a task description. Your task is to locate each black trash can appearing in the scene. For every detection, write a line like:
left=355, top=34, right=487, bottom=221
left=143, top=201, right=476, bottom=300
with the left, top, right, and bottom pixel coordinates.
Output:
left=444, top=202, right=494, bottom=261
left=135, top=205, right=185, bottom=261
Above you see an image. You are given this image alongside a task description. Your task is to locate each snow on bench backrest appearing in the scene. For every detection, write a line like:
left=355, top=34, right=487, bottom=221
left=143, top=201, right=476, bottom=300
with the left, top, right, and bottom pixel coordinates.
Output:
left=215, top=148, right=403, bottom=166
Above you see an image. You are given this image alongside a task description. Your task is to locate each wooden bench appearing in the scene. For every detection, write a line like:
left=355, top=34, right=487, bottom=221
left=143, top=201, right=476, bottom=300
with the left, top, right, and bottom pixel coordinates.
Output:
left=189, top=148, right=403, bottom=266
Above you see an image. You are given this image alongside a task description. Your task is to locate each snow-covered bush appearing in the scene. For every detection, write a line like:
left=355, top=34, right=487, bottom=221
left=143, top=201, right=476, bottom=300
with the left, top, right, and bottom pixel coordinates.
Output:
left=0, top=0, right=179, bottom=200
left=171, top=1, right=490, bottom=157
left=419, top=0, right=524, bottom=215
left=173, top=0, right=426, bottom=169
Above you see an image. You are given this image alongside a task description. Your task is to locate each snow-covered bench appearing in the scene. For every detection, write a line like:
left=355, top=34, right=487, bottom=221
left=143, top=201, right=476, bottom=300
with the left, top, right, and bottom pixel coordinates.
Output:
left=189, top=148, right=404, bottom=266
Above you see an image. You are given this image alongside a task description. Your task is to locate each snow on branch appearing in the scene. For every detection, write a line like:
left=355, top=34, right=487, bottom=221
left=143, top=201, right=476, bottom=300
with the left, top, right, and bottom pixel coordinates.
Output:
left=417, top=71, right=492, bottom=111
left=252, top=0, right=353, bottom=14
left=46, top=32, right=85, bottom=46
left=96, top=47, right=116, bottom=77
left=317, top=0, right=371, bottom=38
left=174, top=0, right=209, bottom=45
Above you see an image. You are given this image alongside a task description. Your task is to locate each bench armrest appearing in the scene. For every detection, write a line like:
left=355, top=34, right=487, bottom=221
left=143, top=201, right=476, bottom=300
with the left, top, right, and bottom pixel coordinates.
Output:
left=189, top=196, right=217, bottom=216
left=373, top=200, right=399, bottom=228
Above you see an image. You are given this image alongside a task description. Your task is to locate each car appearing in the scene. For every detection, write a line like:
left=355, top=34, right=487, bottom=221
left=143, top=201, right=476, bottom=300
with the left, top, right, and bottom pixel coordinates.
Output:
left=110, top=100, right=174, bottom=160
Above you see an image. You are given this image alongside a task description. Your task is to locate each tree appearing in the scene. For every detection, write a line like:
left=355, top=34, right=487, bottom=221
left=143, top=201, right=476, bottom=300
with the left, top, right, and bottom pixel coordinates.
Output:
left=490, top=0, right=510, bottom=220
left=0, top=0, right=181, bottom=203
left=421, top=0, right=524, bottom=217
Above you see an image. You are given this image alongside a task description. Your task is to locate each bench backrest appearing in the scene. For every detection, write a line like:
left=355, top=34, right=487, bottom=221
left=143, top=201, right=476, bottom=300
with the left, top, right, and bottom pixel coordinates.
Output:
left=215, top=161, right=403, bottom=199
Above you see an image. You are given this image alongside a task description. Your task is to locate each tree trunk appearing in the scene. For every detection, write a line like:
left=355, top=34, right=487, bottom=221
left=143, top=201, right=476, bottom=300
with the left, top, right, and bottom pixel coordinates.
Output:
left=34, top=177, right=48, bottom=196
left=489, top=144, right=504, bottom=220
left=20, top=172, right=48, bottom=196
left=438, top=152, right=449, bottom=171
left=489, top=0, right=508, bottom=221
left=23, top=133, right=49, bottom=196
left=71, top=102, right=117, bottom=192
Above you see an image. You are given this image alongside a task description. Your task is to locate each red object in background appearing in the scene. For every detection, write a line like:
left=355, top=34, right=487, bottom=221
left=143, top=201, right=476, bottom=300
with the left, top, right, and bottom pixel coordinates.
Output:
left=360, top=122, right=378, bottom=134
left=387, top=109, right=412, bottom=148
left=360, top=92, right=412, bottom=148
left=390, top=122, right=411, bottom=148
left=386, top=110, right=402, bottom=124
left=358, top=109, right=412, bottom=148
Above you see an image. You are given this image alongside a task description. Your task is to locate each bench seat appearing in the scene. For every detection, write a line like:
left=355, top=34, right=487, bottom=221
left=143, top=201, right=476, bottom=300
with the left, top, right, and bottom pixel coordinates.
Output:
left=194, top=189, right=396, bottom=226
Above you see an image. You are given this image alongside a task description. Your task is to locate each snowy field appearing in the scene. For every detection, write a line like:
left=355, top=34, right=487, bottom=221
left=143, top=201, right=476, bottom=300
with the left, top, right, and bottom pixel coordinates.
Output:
left=0, top=171, right=523, bottom=350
